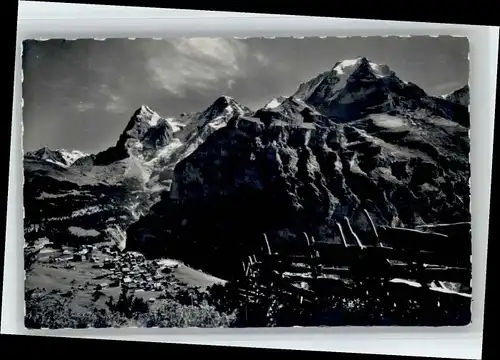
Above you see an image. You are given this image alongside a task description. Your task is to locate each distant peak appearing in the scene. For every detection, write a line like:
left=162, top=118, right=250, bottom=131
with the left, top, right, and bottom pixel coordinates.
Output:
left=129, top=105, right=161, bottom=122
left=455, top=84, right=469, bottom=93
left=332, top=57, right=392, bottom=78
left=137, top=104, right=156, bottom=115
left=198, top=95, right=252, bottom=129
left=26, top=146, right=88, bottom=167
left=34, top=146, right=54, bottom=155
left=443, top=84, right=469, bottom=98
left=332, top=57, right=364, bottom=72
left=212, top=95, right=235, bottom=107
left=127, top=105, right=164, bottom=129
left=207, top=96, right=245, bottom=114
left=443, top=84, right=469, bottom=107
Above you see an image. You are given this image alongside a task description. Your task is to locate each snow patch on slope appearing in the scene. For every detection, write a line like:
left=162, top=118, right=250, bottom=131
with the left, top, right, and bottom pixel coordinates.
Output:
left=68, top=226, right=100, bottom=237
left=165, top=118, right=186, bottom=133
left=43, top=159, right=68, bottom=168
left=265, top=99, right=282, bottom=109
left=207, top=107, right=235, bottom=130
left=35, top=190, right=90, bottom=200
left=71, top=206, right=103, bottom=218
left=105, top=225, right=127, bottom=251
left=368, top=62, right=392, bottom=78
left=264, top=96, right=289, bottom=109
left=370, top=114, right=408, bottom=129
left=333, top=58, right=363, bottom=75
left=143, top=138, right=184, bottom=170
left=147, top=113, right=161, bottom=127
left=59, top=149, right=89, bottom=166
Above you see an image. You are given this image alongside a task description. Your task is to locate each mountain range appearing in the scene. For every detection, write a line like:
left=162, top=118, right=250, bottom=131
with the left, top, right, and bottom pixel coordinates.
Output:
left=24, top=57, right=471, bottom=279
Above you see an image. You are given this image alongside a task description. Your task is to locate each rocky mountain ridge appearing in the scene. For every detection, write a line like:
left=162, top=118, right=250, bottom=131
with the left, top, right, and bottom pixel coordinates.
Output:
left=24, top=57, right=471, bottom=282
left=23, top=96, right=253, bottom=248
left=443, top=84, right=470, bottom=107
left=25, top=147, right=89, bottom=168
left=124, top=57, right=471, bottom=279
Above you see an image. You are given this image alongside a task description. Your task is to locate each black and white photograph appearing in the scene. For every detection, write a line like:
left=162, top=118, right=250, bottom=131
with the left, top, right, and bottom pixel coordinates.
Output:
left=22, top=36, right=472, bottom=329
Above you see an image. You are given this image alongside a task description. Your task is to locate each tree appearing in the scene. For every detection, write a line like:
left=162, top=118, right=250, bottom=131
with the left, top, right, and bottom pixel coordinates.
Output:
left=24, top=247, right=41, bottom=274
left=106, top=286, right=149, bottom=318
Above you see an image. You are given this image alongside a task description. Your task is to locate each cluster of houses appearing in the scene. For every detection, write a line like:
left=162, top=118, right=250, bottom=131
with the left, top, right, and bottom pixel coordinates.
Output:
left=47, top=244, right=177, bottom=294
left=97, top=249, right=173, bottom=292
left=28, top=239, right=187, bottom=302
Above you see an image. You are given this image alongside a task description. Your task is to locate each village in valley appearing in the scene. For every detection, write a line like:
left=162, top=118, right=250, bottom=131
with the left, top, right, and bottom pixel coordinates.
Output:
left=24, top=237, right=225, bottom=313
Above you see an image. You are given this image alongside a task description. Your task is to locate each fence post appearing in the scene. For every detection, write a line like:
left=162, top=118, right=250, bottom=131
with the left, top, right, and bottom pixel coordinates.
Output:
left=309, top=235, right=318, bottom=258
left=245, top=260, right=251, bottom=277
left=337, top=223, right=349, bottom=248
left=263, top=233, right=272, bottom=255
left=363, top=209, right=381, bottom=246
left=344, top=217, right=366, bottom=250
left=303, top=232, right=311, bottom=247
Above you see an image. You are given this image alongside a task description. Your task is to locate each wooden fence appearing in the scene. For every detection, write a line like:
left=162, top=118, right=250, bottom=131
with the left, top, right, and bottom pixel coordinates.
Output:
left=236, top=211, right=472, bottom=308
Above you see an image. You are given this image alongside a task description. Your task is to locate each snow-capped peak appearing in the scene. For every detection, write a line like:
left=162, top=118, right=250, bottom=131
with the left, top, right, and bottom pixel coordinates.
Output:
left=26, top=147, right=89, bottom=168
left=198, top=96, right=252, bottom=129
left=332, top=57, right=392, bottom=79
left=140, top=104, right=154, bottom=113
left=220, top=95, right=234, bottom=102
left=264, top=96, right=288, bottom=109
left=292, top=56, right=400, bottom=104
left=332, top=58, right=364, bottom=75
left=135, top=104, right=162, bottom=127
left=58, top=149, right=89, bottom=166
left=212, top=95, right=237, bottom=109
left=130, top=104, right=189, bottom=134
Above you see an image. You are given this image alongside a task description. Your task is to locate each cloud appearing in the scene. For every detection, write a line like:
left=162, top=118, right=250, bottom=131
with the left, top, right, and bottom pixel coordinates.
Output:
left=105, top=99, right=125, bottom=114
left=76, top=102, right=95, bottom=112
left=253, top=53, right=269, bottom=66
left=143, top=38, right=267, bottom=96
left=98, top=84, right=127, bottom=114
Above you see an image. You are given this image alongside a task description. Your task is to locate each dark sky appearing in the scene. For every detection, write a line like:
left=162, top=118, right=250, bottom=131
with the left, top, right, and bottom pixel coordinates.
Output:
left=22, top=36, right=469, bottom=154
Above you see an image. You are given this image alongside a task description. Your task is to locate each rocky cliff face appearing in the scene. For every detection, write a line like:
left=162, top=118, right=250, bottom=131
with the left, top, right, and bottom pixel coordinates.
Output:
left=23, top=97, right=253, bottom=249
left=23, top=158, right=139, bottom=248
left=444, top=85, right=470, bottom=107
left=145, top=96, right=253, bottom=188
left=125, top=58, right=471, bottom=280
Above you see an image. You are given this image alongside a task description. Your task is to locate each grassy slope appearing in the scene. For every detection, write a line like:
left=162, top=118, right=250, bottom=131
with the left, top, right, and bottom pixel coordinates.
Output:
left=25, top=244, right=233, bottom=328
